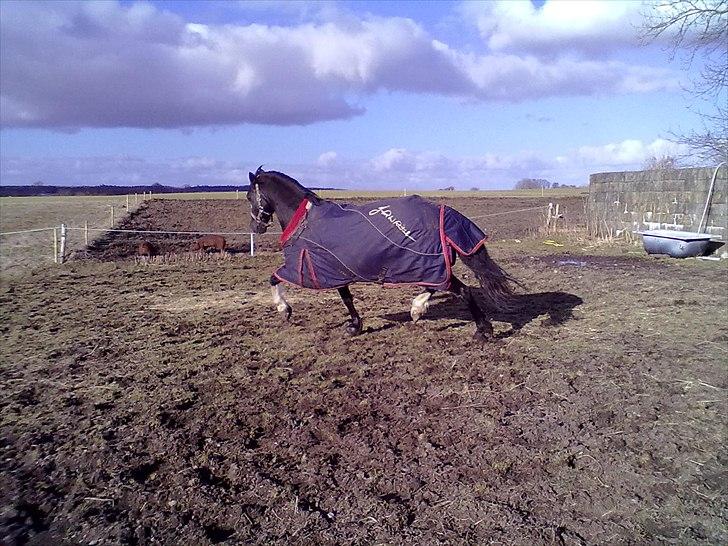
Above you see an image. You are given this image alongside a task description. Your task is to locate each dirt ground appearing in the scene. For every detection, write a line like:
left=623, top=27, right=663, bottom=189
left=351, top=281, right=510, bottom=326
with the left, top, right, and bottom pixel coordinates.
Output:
left=1, top=197, right=726, bottom=545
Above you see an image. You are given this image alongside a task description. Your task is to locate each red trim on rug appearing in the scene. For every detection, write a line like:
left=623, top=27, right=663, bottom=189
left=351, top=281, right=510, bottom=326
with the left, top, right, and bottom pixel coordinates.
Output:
left=280, top=199, right=310, bottom=247
left=304, top=250, right=321, bottom=289
left=438, top=205, right=453, bottom=290
left=445, top=234, right=489, bottom=257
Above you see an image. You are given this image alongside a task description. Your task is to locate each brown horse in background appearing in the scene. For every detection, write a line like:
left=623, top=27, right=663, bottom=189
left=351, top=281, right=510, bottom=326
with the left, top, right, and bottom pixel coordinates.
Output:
left=191, top=235, right=226, bottom=253
left=137, top=241, right=157, bottom=257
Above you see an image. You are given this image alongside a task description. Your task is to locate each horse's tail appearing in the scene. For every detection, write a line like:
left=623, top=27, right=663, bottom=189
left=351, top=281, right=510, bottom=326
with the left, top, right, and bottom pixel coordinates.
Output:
left=461, top=246, right=522, bottom=312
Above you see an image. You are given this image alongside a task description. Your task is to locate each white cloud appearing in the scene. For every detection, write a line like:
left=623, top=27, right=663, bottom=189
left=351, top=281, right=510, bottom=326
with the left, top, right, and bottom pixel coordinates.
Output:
left=577, top=138, right=688, bottom=166
left=317, top=151, right=338, bottom=167
left=463, top=0, right=645, bottom=56
left=0, top=155, right=248, bottom=186
left=1, top=137, right=692, bottom=190
left=0, top=1, right=680, bottom=129
left=371, top=148, right=415, bottom=172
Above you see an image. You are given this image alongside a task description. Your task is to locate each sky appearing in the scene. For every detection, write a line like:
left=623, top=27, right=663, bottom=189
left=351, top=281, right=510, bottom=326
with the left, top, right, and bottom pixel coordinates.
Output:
left=0, top=0, right=713, bottom=190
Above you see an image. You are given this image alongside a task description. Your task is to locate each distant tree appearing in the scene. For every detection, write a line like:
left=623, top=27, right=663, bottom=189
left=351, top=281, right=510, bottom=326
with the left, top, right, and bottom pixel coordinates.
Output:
left=440, top=185, right=455, bottom=191
left=552, top=182, right=560, bottom=188
left=514, top=178, right=551, bottom=190
left=641, top=0, right=728, bottom=164
left=32, top=180, right=44, bottom=186
left=643, top=154, right=681, bottom=171
left=469, top=186, right=480, bottom=191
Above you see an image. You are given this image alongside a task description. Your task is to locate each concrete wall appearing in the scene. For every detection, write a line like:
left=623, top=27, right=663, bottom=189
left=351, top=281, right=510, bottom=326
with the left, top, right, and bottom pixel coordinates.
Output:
left=587, top=166, right=727, bottom=239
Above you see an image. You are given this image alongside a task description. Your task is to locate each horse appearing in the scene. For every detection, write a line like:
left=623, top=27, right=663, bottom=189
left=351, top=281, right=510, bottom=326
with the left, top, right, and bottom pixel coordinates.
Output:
left=247, top=167, right=518, bottom=341
left=137, top=241, right=157, bottom=257
left=191, top=235, right=226, bottom=253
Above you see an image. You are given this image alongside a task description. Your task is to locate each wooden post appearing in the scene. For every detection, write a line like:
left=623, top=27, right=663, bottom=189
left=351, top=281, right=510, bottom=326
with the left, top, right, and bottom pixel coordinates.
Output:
left=53, top=228, right=58, bottom=264
left=546, top=203, right=553, bottom=233
left=110, top=206, right=115, bottom=227
left=126, top=195, right=130, bottom=209
left=236, top=189, right=239, bottom=199
left=84, top=221, right=89, bottom=246
left=250, top=233, right=255, bottom=257
left=135, top=193, right=138, bottom=205
left=59, top=223, right=67, bottom=264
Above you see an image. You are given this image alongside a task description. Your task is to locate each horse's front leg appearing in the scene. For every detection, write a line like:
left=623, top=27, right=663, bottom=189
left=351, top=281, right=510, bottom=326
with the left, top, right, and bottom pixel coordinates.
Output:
left=410, top=288, right=435, bottom=323
left=338, top=286, right=363, bottom=336
left=270, top=276, right=292, bottom=321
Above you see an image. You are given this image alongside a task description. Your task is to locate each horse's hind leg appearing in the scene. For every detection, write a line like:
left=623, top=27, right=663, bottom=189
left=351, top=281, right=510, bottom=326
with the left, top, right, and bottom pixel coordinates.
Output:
left=338, top=286, right=363, bottom=336
left=270, top=276, right=292, bottom=320
left=450, top=276, right=494, bottom=341
left=410, top=288, right=435, bottom=323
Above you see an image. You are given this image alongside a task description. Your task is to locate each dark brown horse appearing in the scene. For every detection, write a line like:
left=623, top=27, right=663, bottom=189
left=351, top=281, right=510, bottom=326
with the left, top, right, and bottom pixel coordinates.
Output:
left=247, top=167, right=519, bottom=341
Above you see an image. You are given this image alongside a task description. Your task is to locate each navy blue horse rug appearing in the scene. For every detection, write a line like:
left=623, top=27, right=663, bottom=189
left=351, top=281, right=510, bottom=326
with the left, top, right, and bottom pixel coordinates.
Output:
left=274, top=196, right=488, bottom=291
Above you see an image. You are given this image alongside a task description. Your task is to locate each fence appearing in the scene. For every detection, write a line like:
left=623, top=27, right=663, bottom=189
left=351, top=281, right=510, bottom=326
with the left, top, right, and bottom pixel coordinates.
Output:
left=0, top=202, right=561, bottom=267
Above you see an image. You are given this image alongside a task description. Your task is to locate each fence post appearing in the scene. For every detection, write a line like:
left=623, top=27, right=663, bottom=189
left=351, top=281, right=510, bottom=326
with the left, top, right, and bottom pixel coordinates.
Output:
left=59, top=223, right=67, bottom=264
left=110, top=206, right=115, bottom=227
left=126, top=195, right=130, bottom=210
left=84, top=221, right=89, bottom=246
left=135, top=193, right=138, bottom=205
left=236, top=189, right=239, bottom=199
left=250, top=233, right=255, bottom=257
left=546, top=203, right=553, bottom=233
left=53, top=227, right=58, bottom=264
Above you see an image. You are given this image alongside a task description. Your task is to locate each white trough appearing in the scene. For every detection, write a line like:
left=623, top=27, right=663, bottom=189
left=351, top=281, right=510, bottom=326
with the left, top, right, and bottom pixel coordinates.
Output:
left=637, top=230, right=723, bottom=259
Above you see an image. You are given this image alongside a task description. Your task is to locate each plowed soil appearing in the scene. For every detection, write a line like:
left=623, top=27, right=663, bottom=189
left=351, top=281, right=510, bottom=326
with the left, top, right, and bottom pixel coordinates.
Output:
left=2, top=197, right=726, bottom=545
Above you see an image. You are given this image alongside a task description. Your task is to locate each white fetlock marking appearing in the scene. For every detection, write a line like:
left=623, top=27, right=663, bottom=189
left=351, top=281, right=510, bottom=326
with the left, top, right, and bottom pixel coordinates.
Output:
left=410, top=291, right=432, bottom=322
left=271, top=285, right=290, bottom=314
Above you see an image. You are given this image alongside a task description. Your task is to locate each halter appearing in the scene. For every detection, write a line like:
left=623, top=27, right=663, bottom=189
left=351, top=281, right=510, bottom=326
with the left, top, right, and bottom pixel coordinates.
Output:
left=250, top=182, right=274, bottom=227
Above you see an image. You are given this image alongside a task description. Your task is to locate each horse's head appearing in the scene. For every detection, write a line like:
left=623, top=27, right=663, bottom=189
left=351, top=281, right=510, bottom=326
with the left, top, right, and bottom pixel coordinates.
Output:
left=247, top=167, right=274, bottom=234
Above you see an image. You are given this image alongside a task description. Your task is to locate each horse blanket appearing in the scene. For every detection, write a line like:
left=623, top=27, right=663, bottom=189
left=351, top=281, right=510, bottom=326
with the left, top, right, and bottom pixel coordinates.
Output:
left=274, top=196, right=488, bottom=291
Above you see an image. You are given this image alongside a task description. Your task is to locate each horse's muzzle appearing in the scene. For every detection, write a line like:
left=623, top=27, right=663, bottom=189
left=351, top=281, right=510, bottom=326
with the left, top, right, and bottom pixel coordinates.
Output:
left=251, top=220, right=269, bottom=234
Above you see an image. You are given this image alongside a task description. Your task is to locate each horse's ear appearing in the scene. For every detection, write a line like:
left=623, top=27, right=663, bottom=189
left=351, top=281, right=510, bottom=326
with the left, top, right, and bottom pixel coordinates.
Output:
left=256, top=165, right=265, bottom=175
left=249, top=172, right=255, bottom=183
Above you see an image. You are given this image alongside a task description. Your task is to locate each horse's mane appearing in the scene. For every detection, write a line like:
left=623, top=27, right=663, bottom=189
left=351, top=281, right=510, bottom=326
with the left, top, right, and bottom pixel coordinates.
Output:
left=260, top=168, right=322, bottom=205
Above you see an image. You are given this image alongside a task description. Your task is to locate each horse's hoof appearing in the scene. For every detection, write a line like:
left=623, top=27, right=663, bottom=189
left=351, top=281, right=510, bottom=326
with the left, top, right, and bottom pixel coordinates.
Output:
left=345, top=318, right=363, bottom=336
left=278, top=305, right=292, bottom=321
left=473, top=330, right=493, bottom=343
left=410, top=309, right=422, bottom=323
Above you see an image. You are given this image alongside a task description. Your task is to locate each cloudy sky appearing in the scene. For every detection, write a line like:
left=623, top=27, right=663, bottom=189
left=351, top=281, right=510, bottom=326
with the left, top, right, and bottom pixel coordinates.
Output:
left=0, top=0, right=710, bottom=189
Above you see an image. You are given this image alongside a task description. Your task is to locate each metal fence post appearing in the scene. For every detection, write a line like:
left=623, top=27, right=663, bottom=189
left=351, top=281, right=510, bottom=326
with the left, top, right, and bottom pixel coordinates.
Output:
left=249, top=233, right=255, bottom=257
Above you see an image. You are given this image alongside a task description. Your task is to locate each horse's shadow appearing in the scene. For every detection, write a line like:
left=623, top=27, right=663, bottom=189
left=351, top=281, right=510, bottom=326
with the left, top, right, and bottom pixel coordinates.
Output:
left=381, top=291, right=583, bottom=338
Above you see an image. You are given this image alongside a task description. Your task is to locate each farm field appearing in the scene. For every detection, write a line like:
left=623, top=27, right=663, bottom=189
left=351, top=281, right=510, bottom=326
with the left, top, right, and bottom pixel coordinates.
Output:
left=0, top=188, right=585, bottom=274
left=0, top=195, right=142, bottom=275
left=1, top=196, right=726, bottom=545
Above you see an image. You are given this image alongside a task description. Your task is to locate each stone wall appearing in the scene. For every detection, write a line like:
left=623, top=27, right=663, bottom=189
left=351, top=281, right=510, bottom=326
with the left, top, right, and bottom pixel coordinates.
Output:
left=587, top=166, right=727, bottom=239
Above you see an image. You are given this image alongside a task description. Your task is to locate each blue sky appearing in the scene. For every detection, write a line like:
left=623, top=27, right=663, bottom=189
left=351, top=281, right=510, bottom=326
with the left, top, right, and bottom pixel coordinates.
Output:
left=0, top=0, right=712, bottom=189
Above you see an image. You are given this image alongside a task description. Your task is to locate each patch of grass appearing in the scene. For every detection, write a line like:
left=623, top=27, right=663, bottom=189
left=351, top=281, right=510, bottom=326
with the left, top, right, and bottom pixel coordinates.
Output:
left=0, top=195, right=142, bottom=273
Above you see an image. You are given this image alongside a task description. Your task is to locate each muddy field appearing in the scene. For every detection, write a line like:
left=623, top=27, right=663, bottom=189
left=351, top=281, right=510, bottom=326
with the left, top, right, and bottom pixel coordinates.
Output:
left=1, top=197, right=726, bottom=545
